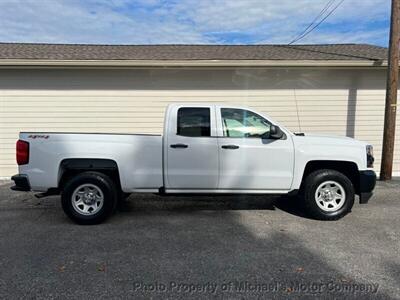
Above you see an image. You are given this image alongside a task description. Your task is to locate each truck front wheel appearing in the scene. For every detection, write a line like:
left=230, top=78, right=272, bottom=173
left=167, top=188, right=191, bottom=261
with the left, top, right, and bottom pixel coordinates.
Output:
left=302, top=169, right=355, bottom=220
left=61, top=171, right=118, bottom=225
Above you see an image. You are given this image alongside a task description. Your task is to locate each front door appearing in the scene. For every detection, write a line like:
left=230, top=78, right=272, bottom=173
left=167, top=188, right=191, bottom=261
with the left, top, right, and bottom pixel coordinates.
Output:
left=216, top=107, right=294, bottom=190
left=165, top=105, right=219, bottom=189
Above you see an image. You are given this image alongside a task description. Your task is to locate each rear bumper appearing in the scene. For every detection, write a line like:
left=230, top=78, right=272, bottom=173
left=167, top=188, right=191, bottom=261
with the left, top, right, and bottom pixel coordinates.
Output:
left=10, top=174, right=31, bottom=192
left=359, top=170, right=376, bottom=204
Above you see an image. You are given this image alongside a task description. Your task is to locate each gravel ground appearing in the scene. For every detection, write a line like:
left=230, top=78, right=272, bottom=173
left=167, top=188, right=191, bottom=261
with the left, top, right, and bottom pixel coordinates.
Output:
left=0, top=179, right=399, bottom=299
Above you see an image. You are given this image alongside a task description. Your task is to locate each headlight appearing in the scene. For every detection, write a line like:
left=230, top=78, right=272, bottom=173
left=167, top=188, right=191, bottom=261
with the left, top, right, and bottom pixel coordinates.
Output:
left=366, top=145, right=374, bottom=168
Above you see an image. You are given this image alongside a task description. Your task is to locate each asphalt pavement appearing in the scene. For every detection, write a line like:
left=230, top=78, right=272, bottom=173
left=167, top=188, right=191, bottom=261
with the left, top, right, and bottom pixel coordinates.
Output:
left=0, top=180, right=399, bottom=299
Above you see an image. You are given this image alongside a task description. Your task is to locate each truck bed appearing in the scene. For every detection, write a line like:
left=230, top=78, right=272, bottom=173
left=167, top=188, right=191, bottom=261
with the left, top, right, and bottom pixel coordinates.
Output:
left=19, top=132, right=164, bottom=192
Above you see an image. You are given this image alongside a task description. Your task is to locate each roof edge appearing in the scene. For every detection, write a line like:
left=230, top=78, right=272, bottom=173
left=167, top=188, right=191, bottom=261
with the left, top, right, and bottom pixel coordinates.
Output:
left=0, top=42, right=386, bottom=47
left=0, top=59, right=387, bottom=68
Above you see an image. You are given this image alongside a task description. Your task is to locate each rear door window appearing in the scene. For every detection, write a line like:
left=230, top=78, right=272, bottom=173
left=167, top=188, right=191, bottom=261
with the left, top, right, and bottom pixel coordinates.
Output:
left=177, top=107, right=211, bottom=137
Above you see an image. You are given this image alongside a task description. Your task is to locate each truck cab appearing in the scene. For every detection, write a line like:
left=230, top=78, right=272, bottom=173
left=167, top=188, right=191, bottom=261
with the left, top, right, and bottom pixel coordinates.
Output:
left=11, top=103, right=376, bottom=224
left=164, top=103, right=294, bottom=192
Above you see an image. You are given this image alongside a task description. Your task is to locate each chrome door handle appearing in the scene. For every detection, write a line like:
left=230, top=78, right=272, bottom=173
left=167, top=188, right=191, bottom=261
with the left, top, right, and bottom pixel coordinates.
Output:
left=221, top=145, right=239, bottom=149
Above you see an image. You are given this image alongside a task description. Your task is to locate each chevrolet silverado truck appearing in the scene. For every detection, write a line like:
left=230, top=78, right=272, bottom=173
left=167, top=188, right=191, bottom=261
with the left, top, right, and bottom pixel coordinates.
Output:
left=11, top=103, right=376, bottom=224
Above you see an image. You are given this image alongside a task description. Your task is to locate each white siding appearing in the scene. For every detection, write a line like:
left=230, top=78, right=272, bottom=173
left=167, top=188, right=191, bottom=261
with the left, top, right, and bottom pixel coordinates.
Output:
left=0, top=67, right=398, bottom=177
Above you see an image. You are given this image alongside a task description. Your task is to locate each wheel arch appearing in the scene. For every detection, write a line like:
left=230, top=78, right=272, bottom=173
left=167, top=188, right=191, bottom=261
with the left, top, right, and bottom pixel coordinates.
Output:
left=300, top=160, right=360, bottom=194
left=58, top=158, right=122, bottom=191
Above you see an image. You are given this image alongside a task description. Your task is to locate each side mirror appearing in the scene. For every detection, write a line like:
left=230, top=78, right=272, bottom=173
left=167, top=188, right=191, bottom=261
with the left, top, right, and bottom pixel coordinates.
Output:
left=269, top=125, right=284, bottom=139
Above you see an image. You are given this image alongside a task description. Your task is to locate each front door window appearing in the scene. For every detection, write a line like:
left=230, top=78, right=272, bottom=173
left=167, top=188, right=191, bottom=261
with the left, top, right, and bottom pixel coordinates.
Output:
left=221, top=108, right=271, bottom=138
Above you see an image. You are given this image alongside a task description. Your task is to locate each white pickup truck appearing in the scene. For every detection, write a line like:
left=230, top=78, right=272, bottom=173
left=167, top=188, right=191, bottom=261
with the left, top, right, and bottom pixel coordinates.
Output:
left=11, top=103, right=376, bottom=224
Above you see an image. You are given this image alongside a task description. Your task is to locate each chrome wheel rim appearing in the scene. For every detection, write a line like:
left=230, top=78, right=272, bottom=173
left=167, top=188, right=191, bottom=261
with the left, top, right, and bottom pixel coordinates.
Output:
left=71, top=184, right=104, bottom=216
left=315, top=181, right=346, bottom=212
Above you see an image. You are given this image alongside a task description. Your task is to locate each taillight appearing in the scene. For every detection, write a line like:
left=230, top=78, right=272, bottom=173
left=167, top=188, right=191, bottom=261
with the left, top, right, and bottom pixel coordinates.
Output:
left=16, top=140, right=29, bottom=165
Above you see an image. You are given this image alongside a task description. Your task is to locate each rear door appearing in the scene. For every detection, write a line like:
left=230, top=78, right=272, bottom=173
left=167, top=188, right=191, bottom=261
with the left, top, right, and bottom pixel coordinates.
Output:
left=165, top=105, right=219, bottom=189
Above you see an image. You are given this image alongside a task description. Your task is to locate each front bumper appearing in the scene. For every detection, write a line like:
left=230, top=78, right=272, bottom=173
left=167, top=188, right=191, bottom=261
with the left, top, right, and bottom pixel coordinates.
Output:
left=10, top=174, right=31, bottom=192
left=359, top=170, right=376, bottom=204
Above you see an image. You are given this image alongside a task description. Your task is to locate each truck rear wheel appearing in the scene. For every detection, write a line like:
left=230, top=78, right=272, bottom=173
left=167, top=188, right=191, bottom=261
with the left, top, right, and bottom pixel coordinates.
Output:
left=302, top=169, right=355, bottom=220
left=61, top=171, right=118, bottom=225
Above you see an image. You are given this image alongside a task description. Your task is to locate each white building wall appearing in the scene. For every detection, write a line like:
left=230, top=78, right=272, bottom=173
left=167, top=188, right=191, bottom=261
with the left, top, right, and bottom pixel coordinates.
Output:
left=0, top=67, right=398, bottom=177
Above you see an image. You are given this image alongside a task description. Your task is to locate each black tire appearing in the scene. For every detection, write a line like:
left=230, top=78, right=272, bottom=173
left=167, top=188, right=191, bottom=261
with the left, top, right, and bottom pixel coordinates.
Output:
left=61, top=171, right=118, bottom=225
left=302, top=169, right=355, bottom=220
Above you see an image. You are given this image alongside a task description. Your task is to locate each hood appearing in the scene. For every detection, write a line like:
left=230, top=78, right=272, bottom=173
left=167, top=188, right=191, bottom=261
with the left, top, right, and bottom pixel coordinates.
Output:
left=293, top=133, right=369, bottom=147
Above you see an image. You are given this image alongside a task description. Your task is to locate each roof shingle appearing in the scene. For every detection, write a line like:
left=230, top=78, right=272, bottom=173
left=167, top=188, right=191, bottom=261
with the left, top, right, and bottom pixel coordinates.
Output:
left=0, top=43, right=387, bottom=61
